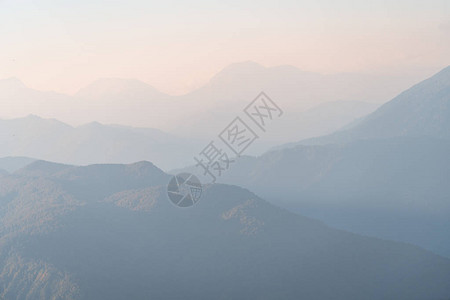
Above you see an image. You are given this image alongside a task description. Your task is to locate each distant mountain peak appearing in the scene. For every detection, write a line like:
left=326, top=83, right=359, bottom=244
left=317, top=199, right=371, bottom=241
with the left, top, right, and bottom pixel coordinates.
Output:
left=208, top=61, right=267, bottom=83
left=0, top=77, right=27, bottom=90
left=24, top=114, right=42, bottom=120
left=222, top=61, right=265, bottom=71
left=125, top=160, right=162, bottom=172
left=79, top=121, right=103, bottom=128
left=16, top=160, right=74, bottom=177
left=61, top=161, right=167, bottom=181
left=0, top=114, right=73, bottom=128
left=15, top=114, right=74, bottom=129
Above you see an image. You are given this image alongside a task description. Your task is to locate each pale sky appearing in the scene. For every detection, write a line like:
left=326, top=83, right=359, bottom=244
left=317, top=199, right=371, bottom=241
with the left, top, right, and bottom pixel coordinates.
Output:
left=0, top=0, right=449, bottom=95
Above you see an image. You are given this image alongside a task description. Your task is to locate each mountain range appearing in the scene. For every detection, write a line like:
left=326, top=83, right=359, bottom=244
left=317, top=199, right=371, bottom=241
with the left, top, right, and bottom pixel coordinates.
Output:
left=0, top=160, right=449, bottom=299
left=0, top=61, right=424, bottom=144
left=177, top=65, right=450, bottom=257
left=0, top=64, right=449, bottom=299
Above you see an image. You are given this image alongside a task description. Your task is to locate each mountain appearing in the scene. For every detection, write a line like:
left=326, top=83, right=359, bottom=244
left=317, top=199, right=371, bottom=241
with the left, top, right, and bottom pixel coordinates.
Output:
left=0, top=160, right=449, bottom=299
left=176, top=66, right=450, bottom=257
left=0, top=115, right=202, bottom=171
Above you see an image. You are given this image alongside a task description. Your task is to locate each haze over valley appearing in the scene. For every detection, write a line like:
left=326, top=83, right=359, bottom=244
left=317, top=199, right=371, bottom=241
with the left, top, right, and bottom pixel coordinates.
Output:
left=1, top=0, right=449, bottom=299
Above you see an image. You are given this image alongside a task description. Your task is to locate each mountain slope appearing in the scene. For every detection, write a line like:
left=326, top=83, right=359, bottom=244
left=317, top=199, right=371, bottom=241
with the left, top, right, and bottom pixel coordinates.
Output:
left=348, top=65, right=450, bottom=140
left=285, top=65, right=450, bottom=147
left=0, top=161, right=449, bottom=299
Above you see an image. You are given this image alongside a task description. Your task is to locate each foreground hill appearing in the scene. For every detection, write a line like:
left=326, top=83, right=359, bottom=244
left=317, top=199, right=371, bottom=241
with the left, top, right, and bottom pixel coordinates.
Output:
left=0, top=161, right=449, bottom=299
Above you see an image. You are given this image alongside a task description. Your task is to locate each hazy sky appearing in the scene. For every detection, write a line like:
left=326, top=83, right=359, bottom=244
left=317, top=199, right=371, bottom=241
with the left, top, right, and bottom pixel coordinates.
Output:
left=1, top=0, right=449, bottom=95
